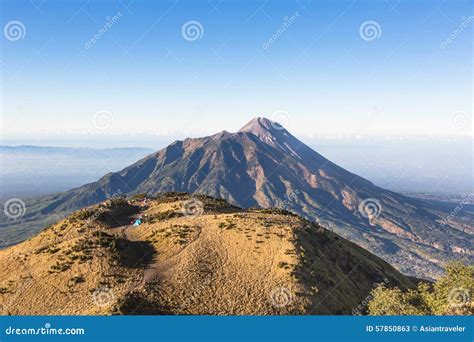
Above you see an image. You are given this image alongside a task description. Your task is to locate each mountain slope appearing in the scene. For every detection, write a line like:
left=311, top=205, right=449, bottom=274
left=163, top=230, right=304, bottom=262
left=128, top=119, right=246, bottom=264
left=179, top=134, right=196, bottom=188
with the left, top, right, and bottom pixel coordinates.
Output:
left=0, top=194, right=416, bottom=315
left=2, top=118, right=472, bottom=279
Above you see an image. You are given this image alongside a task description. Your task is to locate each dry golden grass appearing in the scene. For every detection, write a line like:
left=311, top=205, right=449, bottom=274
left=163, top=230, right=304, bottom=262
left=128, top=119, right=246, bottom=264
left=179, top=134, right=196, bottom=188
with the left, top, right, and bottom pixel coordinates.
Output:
left=0, top=193, right=415, bottom=315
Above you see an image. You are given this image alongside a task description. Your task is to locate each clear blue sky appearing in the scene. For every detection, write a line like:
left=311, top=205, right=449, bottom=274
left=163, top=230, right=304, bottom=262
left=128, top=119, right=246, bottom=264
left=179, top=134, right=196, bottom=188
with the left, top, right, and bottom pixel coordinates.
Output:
left=1, top=0, right=472, bottom=145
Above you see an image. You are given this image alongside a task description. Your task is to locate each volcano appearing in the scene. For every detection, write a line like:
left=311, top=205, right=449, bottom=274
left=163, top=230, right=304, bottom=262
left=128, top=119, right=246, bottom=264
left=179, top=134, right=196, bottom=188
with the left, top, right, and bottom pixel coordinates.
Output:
left=2, top=117, right=472, bottom=278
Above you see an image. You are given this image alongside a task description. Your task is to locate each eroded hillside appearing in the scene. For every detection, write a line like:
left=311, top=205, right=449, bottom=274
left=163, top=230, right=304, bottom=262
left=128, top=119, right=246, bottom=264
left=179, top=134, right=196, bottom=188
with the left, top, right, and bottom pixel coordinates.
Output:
left=3, top=118, right=472, bottom=280
left=0, top=193, right=415, bottom=315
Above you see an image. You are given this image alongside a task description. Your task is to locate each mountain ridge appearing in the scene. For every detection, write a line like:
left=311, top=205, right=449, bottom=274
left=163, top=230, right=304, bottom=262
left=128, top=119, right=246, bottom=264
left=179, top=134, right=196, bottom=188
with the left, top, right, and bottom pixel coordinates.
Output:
left=1, top=117, right=472, bottom=279
left=0, top=193, right=416, bottom=315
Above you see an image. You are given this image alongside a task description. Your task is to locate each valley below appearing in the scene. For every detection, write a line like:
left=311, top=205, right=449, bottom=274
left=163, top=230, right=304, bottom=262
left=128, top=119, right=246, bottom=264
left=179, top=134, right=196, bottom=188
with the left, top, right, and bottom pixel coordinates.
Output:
left=0, top=118, right=472, bottom=317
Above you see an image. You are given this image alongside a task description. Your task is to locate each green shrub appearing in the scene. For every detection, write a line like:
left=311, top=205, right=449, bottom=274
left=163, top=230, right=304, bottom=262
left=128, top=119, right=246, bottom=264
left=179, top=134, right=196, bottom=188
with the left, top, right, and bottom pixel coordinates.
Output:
left=70, top=276, right=85, bottom=284
left=74, top=209, right=96, bottom=220
left=368, top=262, right=473, bottom=315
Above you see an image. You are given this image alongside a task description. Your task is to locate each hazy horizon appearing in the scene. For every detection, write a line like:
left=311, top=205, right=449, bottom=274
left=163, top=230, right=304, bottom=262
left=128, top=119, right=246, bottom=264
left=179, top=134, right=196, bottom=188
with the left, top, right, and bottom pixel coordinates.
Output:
left=1, top=134, right=471, bottom=198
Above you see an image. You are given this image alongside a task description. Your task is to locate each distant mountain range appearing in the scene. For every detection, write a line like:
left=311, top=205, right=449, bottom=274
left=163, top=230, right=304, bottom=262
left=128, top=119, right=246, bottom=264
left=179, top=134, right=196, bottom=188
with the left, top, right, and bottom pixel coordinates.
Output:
left=1, top=118, right=472, bottom=278
left=0, top=145, right=152, bottom=154
left=0, top=145, right=153, bottom=198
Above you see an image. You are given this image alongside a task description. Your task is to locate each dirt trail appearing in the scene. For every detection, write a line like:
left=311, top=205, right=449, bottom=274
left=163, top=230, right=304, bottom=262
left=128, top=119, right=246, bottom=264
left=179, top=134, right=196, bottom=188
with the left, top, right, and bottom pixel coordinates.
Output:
left=114, top=218, right=204, bottom=289
left=0, top=194, right=419, bottom=315
left=104, top=205, right=306, bottom=314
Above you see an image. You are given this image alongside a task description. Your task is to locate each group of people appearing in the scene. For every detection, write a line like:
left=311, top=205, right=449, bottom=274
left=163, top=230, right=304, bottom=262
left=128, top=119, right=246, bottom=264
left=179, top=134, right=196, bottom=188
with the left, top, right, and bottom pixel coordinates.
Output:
left=130, top=213, right=149, bottom=227
left=127, top=195, right=153, bottom=226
